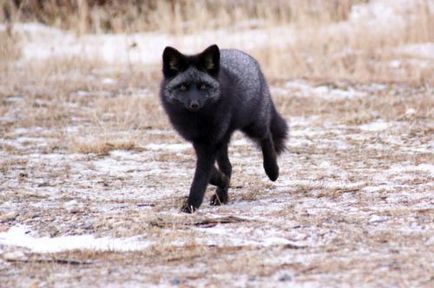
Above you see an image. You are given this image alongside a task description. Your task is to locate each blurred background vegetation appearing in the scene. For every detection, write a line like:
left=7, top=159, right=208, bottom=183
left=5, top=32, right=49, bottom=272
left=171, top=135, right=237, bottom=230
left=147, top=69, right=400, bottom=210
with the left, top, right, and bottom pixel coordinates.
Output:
left=2, top=0, right=368, bottom=34
left=1, top=0, right=433, bottom=84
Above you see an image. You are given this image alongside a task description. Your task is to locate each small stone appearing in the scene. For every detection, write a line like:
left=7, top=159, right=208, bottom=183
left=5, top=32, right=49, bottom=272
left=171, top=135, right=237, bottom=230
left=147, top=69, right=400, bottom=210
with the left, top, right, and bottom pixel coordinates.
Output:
left=170, top=277, right=181, bottom=285
left=69, top=207, right=81, bottom=214
left=405, top=108, right=416, bottom=116
left=278, top=273, right=292, bottom=282
left=47, top=225, right=60, bottom=237
left=64, top=200, right=82, bottom=214
left=369, top=215, right=388, bottom=224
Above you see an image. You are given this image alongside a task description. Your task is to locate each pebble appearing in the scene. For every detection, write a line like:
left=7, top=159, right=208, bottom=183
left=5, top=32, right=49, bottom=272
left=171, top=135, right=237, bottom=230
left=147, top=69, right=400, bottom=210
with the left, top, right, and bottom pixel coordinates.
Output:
left=170, top=277, right=181, bottom=285
left=278, top=273, right=292, bottom=282
left=64, top=200, right=82, bottom=214
left=368, top=215, right=388, bottom=224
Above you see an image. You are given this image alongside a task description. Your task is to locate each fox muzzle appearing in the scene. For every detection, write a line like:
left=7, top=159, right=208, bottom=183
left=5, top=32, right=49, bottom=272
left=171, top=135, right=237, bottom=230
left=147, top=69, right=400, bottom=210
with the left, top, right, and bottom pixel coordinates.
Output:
left=187, top=100, right=200, bottom=112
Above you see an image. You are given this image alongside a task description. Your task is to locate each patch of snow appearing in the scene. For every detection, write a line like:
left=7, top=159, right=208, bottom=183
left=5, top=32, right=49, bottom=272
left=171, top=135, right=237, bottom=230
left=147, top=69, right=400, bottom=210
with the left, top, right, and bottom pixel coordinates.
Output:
left=4, top=95, right=24, bottom=103
left=145, top=143, right=191, bottom=152
left=102, top=78, right=117, bottom=85
left=0, top=223, right=312, bottom=254
left=314, top=85, right=365, bottom=100
left=359, top=120, right=391, bottom=132
left=63, top=200, right=83, bottom=213
left=388, top=163, right=434, bottom=178
left=109, top=150, right=141, bottom=159
left=15, top=136, right=47, bottom=145
left=3, top=22, right=294, bottom=65
left=405, top=108, right=416, bottom=116
left=368, top=215, right=388, bottom=224
left=389, top=60, right=401, bottom=69
left=362, top=185, right=394, bottom=193
left=349, top=0, right=409, bottom=28
left=197, top=223, right=312, bottom=248
left=92, top=157, right=141, bottom=175
left=146, top=129, right=172, bottom=135
left=65, top=126, right=79, bottom=133
left=262, top=237, right=293, bottom=246
left=232, top=138, right=250, bottom=147
left=396, top=43, right=434, bottom=60
left=71, top=90, right=113, bottom=98
left=13, top=127, right=33, bottom=135
left=283, top=81, right=366, bottom=100
left=0, top=225, right=152, bottom=253
left=315, top=139, right=349, bottom=151
left=1, top=22, right=63, bottom=37
left=362, top=83, right=388, bottom=93
left=11, top=126, right=47, bottom=136
left=270, top=86, right=290, bottom=96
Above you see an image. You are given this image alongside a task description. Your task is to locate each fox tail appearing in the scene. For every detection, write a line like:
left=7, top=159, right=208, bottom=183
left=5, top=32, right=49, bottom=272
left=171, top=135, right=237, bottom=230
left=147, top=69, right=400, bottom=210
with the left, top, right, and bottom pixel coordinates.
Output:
left=270, top=107, right=288, bottom=155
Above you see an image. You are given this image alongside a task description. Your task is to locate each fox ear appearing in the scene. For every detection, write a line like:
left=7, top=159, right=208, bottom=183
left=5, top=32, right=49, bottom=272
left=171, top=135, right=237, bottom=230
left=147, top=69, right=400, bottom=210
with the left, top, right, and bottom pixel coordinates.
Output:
left=199, top=44, right=220, bottom=76
left=162, top=46, right=186, bottom=78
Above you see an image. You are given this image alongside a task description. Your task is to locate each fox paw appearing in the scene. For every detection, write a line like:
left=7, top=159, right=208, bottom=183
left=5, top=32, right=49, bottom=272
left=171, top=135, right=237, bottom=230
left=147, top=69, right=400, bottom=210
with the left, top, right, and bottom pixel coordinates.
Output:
left=210, top=192, right=228, bottom=206
left=180, top=201, right=197, bottom=213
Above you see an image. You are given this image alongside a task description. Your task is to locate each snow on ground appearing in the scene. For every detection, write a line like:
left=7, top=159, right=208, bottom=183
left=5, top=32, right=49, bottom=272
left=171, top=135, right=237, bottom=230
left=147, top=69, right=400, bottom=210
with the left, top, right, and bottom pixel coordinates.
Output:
left=1, top=22, right=295, bottom=65
left=0, top=85, right=427, bottom=288
left=1, top=0, right=433, bottom=286
left=1, top=78, right=433, bottom=286
left=358, top=120, right=391, bottom=131
left=272, top=81, right=369, bottom=100
left=0, top=225, right=152, bottom=253
left=144, top=143, right=191, bottom=152
left=396, top=43, right=434, bottom=60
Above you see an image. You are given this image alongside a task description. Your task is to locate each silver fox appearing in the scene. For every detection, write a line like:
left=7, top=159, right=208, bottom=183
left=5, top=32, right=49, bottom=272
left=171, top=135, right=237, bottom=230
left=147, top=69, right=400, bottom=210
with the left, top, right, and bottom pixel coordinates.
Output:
left=160, top=44, right=288, bottom=213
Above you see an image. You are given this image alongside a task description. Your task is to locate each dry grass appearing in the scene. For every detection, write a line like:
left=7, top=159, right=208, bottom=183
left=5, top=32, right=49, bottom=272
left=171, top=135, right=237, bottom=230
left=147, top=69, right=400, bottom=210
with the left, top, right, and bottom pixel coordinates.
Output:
left=254, top=0, right=434, bottom=83
left=2, top=0, right=364, bottom=33
left=1, top=0, right=433, bottom=84
left=1, top=75, right=433, bottom=285
left=69, top=137, right=137, bottom=155
left=1, top=1, right=434, bottom=287
left=273, top=85, right=433, bottom=125
left=0, top=30, right=20, bottom=63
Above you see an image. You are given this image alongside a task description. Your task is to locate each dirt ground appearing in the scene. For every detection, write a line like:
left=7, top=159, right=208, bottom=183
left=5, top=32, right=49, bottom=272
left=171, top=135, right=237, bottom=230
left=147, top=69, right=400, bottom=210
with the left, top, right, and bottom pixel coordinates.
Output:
left=0, top=60, right=433, bottom=287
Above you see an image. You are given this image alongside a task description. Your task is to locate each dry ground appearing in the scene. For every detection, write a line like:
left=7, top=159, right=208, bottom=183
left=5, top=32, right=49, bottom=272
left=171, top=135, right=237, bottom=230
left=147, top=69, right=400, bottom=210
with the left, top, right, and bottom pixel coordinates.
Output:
left=0, top=58, right=433, bottom=287
left=0, top=2, right=433, bottom=285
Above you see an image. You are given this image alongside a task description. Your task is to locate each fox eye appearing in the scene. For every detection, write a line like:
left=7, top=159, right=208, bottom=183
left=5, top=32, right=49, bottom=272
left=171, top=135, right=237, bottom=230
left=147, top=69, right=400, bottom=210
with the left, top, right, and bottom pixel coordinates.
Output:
left=199, top=83, right=207, bottom=90
left=179, top=84, right=188, bottom=91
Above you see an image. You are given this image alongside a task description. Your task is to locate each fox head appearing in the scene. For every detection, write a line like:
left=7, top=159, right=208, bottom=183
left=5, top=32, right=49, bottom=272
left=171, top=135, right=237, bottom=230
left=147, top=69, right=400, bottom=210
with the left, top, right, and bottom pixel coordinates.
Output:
left=161, top=45, right=220, bottom=112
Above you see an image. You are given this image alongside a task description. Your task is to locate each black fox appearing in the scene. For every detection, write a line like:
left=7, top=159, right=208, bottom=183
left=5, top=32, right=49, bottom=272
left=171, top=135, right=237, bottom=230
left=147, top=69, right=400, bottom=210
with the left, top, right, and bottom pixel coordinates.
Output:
left=160, top=44, right=288, bottom=213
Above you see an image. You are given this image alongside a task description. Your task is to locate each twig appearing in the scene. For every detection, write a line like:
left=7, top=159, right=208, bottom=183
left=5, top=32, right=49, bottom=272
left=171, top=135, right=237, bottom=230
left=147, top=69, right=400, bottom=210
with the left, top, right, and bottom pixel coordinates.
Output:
left=5, top=258, right=92, bottom=265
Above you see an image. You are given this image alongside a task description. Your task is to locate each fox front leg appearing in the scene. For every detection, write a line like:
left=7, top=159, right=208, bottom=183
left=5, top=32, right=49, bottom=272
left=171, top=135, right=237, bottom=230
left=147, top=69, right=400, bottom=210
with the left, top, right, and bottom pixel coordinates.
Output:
left=181, top=143, right=217, bottom=213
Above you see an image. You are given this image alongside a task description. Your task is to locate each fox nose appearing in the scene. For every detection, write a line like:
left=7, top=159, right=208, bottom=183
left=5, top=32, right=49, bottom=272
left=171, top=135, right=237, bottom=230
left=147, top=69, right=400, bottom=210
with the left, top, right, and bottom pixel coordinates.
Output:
left=188, top=101, right=200, bottom=111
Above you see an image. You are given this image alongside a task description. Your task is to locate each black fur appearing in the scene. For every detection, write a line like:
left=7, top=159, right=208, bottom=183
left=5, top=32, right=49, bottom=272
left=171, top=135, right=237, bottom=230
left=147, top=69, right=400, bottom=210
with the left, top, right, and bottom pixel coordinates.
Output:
left=160, top=44, right=288, bottom=213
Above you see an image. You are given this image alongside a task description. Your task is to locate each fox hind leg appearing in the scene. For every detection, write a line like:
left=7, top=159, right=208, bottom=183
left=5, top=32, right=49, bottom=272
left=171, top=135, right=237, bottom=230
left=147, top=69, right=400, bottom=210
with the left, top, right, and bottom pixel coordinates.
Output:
left=209, top=167, right=229, bottom=205
left=242, top=122, right=279, bottom=182
left=210, top=143, right=232, bottom=205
